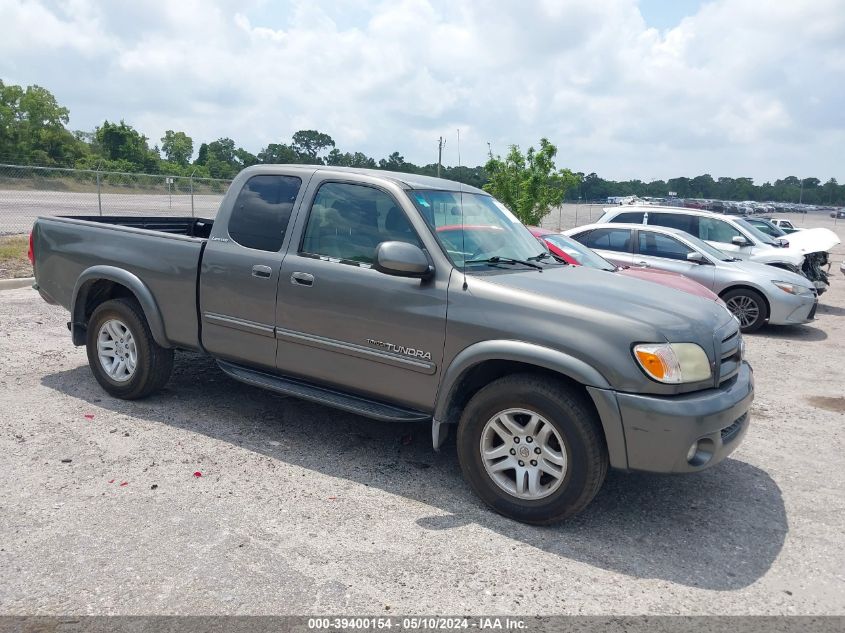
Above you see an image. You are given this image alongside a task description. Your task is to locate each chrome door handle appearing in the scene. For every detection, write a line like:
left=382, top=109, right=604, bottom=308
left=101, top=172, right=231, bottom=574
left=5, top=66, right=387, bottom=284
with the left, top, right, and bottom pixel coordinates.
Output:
left=252, top=265, right=272, bottom=278
left=290, top=271, right=314, bottom=286
left=635, top=261, right=650, bottom=267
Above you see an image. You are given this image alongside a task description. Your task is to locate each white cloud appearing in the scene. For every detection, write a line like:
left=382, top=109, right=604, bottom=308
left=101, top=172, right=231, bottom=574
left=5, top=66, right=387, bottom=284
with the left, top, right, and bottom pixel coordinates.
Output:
left=0, top=0, right=843, bottom=181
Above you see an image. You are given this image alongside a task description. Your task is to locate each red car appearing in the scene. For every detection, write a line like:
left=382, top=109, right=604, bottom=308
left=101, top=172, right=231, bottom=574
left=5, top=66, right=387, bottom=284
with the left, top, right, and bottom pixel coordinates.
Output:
left=528, top=227, right=722, bottom=303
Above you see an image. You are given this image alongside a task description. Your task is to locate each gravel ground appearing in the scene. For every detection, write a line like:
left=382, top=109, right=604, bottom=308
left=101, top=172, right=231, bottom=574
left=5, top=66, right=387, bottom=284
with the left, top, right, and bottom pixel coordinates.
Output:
left=0, top=221, right=843, bottom=615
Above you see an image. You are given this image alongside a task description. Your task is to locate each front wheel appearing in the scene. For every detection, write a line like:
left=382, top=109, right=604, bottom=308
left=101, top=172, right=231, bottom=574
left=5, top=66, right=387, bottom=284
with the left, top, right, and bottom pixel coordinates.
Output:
left=86, top=298, right=174, bottom=399
left=456, top=374, right=608, bottom=525
left=721, top=287, right=768, bottom=333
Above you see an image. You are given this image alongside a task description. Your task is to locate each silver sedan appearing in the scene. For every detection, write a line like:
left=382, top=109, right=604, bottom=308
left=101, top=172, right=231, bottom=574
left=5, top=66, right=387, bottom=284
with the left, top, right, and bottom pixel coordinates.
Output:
left=565, top=223, right=818, bottom=333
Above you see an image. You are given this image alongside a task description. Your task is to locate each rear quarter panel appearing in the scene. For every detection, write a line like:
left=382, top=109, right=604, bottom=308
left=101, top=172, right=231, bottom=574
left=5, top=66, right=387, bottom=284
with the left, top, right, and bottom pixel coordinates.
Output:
left=33, top=217, right=204, bottom=349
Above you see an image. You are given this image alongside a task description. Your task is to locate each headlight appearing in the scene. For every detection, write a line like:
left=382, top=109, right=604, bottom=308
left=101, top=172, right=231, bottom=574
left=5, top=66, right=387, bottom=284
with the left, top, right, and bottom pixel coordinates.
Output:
left=633, top=343, right=712, bottom=384
left=772, top=280, right=815, bottom=296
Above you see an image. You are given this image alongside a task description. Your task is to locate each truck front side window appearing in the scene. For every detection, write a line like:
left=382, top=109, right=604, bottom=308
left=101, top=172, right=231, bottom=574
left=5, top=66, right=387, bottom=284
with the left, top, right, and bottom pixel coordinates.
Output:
left=300, top=182, right=421, bottom=265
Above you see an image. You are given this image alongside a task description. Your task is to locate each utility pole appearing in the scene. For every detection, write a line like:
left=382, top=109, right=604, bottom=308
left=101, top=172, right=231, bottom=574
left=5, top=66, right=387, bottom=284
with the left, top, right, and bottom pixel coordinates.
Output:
left=437, top=136, right=445, bottom=178
left=457, top=129, right=461, bottom=168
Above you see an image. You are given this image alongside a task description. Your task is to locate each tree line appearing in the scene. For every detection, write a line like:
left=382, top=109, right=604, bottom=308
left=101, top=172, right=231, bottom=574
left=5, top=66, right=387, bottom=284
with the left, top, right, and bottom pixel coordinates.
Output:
left=1, top=79, right=843, bottom=208
left=569, top=172, right=842, bottom=207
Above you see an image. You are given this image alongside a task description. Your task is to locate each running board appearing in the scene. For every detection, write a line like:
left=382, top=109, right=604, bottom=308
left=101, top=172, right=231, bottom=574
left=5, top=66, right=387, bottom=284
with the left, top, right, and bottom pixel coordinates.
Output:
left=216, top=360, right=431, bottom=423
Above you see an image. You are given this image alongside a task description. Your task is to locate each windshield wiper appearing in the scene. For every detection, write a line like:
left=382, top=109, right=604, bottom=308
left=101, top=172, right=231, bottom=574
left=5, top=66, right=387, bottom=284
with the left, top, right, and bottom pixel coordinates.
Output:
left=465, top=256, right=544, bottom=270
left=528, top=251, right=552, bottom=261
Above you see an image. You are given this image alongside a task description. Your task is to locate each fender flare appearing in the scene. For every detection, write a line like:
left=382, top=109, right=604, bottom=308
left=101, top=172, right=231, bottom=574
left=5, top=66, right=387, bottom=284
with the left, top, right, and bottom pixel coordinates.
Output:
left=431, top=340, right=627, bottom=468
left=71, top=266, right=170, bottom=348
left=434, top=340, right=611, bottom=422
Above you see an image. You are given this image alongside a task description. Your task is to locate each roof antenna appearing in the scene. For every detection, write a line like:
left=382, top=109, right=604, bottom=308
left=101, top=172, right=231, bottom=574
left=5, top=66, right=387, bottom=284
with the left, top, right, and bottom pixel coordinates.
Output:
left=458, top=128, right=468, bottom=290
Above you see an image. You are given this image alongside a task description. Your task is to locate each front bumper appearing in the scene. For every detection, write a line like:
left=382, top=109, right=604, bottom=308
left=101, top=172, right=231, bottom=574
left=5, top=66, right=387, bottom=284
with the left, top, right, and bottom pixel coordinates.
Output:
left=612, top=362, right=754, bottom=473
left=767, top=289, right=818, bottom=325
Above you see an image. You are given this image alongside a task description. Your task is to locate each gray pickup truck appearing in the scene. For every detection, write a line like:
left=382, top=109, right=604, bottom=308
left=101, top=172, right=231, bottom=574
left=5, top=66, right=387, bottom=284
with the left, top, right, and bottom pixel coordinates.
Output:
left=31, top=165, right=754, bottom=524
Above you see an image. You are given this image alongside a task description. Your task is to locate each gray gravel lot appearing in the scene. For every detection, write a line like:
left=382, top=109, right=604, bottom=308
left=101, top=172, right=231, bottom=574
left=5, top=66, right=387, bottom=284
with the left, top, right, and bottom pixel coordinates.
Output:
left=0, top=221, right=844, bottom=615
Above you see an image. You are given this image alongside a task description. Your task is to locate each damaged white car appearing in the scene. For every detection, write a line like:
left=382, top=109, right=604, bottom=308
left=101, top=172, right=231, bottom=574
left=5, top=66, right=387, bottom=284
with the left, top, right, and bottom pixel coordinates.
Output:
left=596, top=206, right=840, bottom=294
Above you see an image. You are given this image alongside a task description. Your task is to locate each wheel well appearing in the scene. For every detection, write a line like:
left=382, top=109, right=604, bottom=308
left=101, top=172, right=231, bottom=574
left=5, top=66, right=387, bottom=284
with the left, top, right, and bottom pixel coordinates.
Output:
left=81, top=280, right=136, bottom=323
left=442, top=360, right=596, bottom=427
left=718, top=284, right=771, bottom=316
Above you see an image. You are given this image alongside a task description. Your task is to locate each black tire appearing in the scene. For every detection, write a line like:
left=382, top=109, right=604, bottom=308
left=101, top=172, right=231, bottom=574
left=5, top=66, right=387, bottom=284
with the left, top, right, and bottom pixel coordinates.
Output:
left=456, top=373, right=608, bottom=525
left=721, top=287, right=768, bottom=333
left=86, top=298, right=174, bottom=400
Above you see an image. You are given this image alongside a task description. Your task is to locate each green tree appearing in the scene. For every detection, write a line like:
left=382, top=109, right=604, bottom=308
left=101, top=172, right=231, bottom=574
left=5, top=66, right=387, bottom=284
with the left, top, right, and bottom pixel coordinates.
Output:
left=378, top=151, right=407, bottom=171
left=94, top=120, right=159, bottom=171
left=202, top=137, right=237, bottom=178
left=483, top=138, right=578, bottom=225
left=326, top=149, right=377, bottom=168
left=291, top=129, right=335, bottom=163
left=195, top=142, right=208, bottom=166
left=258, top=143, right=298, bottom=164
left=235, top=147, right=259, bottom=168
left=160, top=130, right=193, bottom=166
left=0, top=80, right=87, bottom=165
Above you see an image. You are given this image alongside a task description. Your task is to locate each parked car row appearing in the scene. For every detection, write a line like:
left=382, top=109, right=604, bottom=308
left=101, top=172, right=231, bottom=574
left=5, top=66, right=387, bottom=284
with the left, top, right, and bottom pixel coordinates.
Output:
left=594, top=205, right=839, bottom=295
left=614, top=197, right=844, bottom=217
left=562, top=223, right=817, bottom=333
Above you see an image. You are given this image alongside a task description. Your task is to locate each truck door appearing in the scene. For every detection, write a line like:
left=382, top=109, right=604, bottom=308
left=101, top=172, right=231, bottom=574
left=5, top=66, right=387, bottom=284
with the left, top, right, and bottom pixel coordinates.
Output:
left=199, top=174, right=305, bottom=369
left=275, top=177, right=448, bottom=411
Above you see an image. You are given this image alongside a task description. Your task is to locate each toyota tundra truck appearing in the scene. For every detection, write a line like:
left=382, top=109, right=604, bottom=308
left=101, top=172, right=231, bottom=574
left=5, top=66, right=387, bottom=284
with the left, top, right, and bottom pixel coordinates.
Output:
left=30, top=165, right=754, bottom=524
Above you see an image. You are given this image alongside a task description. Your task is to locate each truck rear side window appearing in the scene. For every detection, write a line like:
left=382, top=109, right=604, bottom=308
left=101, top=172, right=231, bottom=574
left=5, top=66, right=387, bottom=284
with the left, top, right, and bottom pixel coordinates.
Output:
left=228, top=175, right=302, bottom=251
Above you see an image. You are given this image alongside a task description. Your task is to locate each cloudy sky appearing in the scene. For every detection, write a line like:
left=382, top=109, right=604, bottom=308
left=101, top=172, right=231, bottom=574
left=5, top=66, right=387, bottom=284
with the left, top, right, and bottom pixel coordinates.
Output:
left=1, top=0, right=843, bottom=182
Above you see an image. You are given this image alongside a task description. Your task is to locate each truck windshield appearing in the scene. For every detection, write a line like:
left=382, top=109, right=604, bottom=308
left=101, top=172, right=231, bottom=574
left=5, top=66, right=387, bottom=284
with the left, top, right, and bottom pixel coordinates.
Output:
left=407, top=190, right=548, bottom=268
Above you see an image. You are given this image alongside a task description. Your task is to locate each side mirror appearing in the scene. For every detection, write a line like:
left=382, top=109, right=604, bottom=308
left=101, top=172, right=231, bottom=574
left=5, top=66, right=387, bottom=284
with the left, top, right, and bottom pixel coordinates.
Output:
left=374, top=241, right=434, bottom=280
left=731, top=235, right=750, bottom=246
left=686, top=251, right=709, bottom=264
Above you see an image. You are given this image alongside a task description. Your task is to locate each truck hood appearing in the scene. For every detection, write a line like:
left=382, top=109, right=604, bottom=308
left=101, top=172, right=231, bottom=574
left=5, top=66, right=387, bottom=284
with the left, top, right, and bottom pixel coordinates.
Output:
left=476, top=265, right=734, bottom=342
left=779, top=227, right=840, bottom=254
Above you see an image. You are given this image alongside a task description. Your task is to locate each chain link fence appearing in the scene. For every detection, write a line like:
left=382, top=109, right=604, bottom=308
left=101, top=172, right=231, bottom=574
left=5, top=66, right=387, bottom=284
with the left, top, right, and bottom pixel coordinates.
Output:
left=540, top=203, right=608, bottom=232
left=0, top=164, right=231, bottom=236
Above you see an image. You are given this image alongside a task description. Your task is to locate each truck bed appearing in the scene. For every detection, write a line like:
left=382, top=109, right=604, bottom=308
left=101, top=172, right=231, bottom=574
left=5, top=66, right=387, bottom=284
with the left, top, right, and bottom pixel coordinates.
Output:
left=31, top=215, right=211, bottom=350
left=59, top=216, right=214, bottom=239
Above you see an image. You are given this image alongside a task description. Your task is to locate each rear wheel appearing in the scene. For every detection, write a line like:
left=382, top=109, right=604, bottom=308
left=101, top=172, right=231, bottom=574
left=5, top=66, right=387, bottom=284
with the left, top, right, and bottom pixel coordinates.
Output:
left=721, top=287, right=768, bottom=333
left=456, top=374, right=608, bottom=524
left=86, top=298, right=174, bottom=399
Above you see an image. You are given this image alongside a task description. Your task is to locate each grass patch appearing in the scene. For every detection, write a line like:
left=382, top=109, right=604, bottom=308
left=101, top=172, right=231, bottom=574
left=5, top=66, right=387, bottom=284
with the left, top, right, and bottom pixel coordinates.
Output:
left=0, top=235, right=32, bottom=279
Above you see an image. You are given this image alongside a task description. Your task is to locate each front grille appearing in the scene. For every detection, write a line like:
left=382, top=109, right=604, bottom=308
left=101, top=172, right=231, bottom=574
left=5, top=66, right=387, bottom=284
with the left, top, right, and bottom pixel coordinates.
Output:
left=717, top=323, right=742, bottom=386
left=721, top=412, right=747, bottom=443
left=808, top=301, right=818, bottom=320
